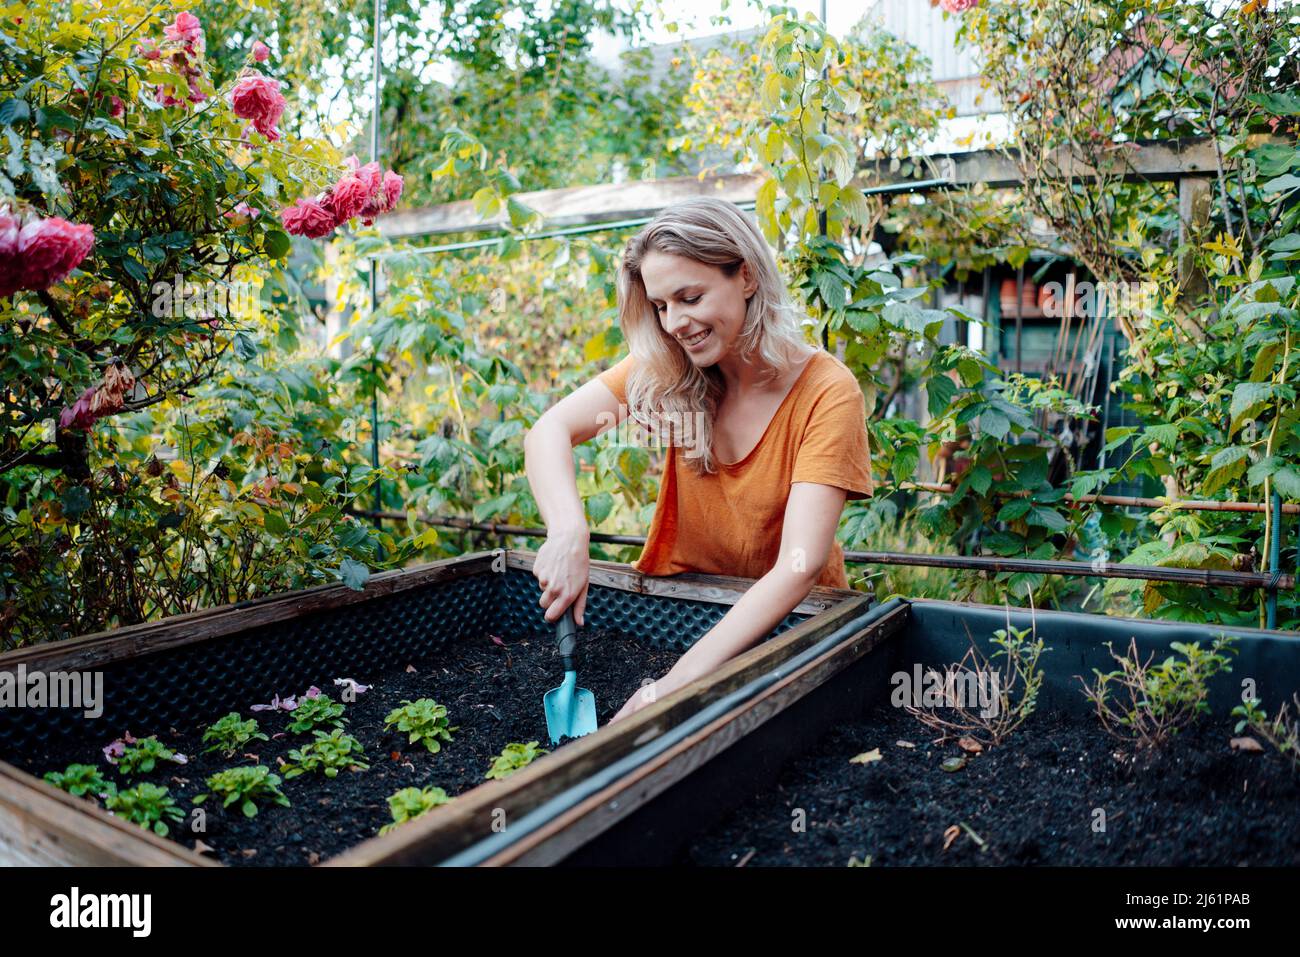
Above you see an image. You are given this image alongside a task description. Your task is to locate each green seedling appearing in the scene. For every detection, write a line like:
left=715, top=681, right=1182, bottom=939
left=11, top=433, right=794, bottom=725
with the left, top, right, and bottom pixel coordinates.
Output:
left=105, top=783, right=185, bottom=837
left=194, top=766, right=291, bottom=818
left=484, top=741, right=548, bottom=780
left=379, top=785, right=452, bottom=835
left=44, top=763, right=116, bottom=800
left=115, top=735, right=183, bottom=777
left=282, top=729, right=369, bottom=778
left=202, top=713, right=269, bottom=755
left=286, top=694, right=347, bottom=735
left=1233, top=693, right=1300, bottom=772
left=384, top=698, right=457, bottom=754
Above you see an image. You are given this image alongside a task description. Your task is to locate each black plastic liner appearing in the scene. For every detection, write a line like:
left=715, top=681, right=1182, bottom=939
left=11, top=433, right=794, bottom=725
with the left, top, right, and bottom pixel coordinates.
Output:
left=0, top=566, right=811, bottom=759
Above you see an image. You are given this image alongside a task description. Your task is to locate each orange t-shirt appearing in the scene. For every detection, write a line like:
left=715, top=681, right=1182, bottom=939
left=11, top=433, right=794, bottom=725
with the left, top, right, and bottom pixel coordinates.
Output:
left=596, top=348, right=874, bottom=589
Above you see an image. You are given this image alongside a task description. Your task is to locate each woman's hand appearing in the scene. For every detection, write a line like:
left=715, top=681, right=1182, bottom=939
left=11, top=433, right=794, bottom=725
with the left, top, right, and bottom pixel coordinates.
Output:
left=608, top=663, right=699, bottom=724
left=533, top=526, right=591, bottom=626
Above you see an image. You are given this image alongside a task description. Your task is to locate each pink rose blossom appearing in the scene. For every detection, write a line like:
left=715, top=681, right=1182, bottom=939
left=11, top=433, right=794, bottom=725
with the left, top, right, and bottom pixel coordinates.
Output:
left=381, top=170, right=404, bottom=211
left=136, top=38, right=161, bottom=60
left=279, top=197, right=336, bottom=239
left=0, top=211, right=20, bottom=298
left=252, top=40, right=271, bottom=62
left=325, top=172, right=372, bottom=224
left=230, top=74, right=286, bottom=141
left=940, top=0, right=979, bottom=12
left=164, top=11, right=205, bottom=53
left=16, top=215, right=95, bottom=291
left=223, top=202, right=261, bottom=225
left=108, top=95, right=125, bottom=118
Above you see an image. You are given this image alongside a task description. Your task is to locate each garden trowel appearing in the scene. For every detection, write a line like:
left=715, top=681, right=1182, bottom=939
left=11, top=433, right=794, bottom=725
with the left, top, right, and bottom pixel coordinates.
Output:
left=544, top=605, right=597, bottom=745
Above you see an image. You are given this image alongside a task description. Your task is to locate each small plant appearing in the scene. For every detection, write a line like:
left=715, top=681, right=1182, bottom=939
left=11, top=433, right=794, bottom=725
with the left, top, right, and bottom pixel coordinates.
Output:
left=1080, top=636, right=1236, bottom=748
left=281, top=729, right=370, bottom=778
left=379, top=785, right=452, bottom=835
left=484, top=741, right=548, bottom=780
left=1232, top=693, right=1300, bottom=772
left=286, top=694, right=347, bottom=735
left=202, top=713, right=269, bottom=755
left=384, top=698, right=457, bottom=754
left=105, top=783, right=185, bottom=837
left=193, top=766, right=292, bottom=818
left=114, top=735, right=185, bottom=777
left=903, top=620, right=1048, bottom=747
left=44, top=764, right=116, bottom=800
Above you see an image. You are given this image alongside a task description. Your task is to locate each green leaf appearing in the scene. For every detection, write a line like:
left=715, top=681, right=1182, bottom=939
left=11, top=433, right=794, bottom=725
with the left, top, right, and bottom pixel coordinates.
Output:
left=585, top=490, right=614, bottom=525
left=1229, top=381, right=1272, bottom=436
left=338, top=558, right=370, bottom=591
left=926, top=375, right=956, bottom=419
left=262, top=229, right=291, bottom=258
left=233, top=332, right=258, bottom=361
left=891, top=445, right=918, bottom=483
left=62, top=485, right=91, bottom=520
left=1273, top=468, right=1300, bottom=500
left=487, top=419, right=523, bottom=448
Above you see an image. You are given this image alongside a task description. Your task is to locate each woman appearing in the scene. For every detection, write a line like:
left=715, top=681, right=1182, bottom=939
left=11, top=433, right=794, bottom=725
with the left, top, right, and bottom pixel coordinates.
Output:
left=523, top=197, right=873, bottom=724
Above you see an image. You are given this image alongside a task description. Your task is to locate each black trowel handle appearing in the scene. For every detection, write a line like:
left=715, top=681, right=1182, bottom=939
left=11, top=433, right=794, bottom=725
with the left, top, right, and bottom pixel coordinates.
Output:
left=556, top=605, right=578, bottom=672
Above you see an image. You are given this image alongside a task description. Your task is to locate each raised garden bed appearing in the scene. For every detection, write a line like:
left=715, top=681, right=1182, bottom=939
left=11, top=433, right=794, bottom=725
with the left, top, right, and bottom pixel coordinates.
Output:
left=0, top=549, right=877, bottom=866
left=490, top=600, right=1300, bottom=867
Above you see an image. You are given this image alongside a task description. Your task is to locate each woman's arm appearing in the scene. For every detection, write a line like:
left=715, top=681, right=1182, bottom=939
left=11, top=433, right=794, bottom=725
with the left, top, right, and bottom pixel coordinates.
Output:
left=610, top=480, right=849, bottom=722
left=523, top=375, right=627, bottom=626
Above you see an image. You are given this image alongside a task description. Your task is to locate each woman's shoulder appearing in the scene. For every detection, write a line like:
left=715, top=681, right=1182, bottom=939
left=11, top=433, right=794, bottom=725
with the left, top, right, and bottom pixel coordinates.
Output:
left=801, top=348, right=864, bottom=402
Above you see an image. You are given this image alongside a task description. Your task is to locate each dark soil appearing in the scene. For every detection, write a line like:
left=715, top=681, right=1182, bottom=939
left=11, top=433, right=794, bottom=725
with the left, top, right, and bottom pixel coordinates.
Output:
left=682, top=701, right=1300, bottom=867
left=26, top=629, right=680, bottom=867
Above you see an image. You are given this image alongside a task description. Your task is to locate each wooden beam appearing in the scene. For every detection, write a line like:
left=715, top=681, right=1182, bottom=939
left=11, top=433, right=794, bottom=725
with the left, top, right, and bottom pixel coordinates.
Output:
left=0, top=762, right=214, bottom=866
left=379, top=137, right=1243, bottom=241
left=379, top=171, right=765, bottom=240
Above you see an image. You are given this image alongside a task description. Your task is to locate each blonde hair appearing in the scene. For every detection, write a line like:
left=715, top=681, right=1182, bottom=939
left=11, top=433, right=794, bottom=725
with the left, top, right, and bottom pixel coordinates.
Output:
left=616, top=197, right=813, bottom=475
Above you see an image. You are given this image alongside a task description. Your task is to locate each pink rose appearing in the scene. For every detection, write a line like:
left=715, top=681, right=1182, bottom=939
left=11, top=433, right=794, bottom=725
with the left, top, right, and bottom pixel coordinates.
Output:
left=230, top=74, right=286, bottom=141
left=279, top=197, right=336, bottom=239
left=135, top=38, right=161, bottom=60
left=108, top=95, right=125, bottom=118
left=940, top=0, right=979, bottom=11
left=17, top=216, right=95, bottom=291
left=0, top=211, right=20, bottom=298
left=223, top=202, right=261, bottom=225
left=164, top=11, right=204, bottom=53
left=252, top=40, right=271, bottom=62
left=325, top=172, right=372, bottom=224
left=381, top=170, right=404, bottom=211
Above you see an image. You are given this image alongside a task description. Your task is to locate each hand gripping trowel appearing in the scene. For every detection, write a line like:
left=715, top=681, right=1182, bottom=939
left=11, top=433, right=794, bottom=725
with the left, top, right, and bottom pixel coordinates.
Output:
left=543, top=605, right=598, bottom=745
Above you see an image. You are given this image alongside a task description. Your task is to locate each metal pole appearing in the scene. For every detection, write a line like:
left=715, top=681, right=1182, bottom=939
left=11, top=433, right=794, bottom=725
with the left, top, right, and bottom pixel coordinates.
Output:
left=818, top=0, right=830, bottom=350
left=368, top=0, right=384, bottom=529
left=1268, top=490, right=1282, bottom=628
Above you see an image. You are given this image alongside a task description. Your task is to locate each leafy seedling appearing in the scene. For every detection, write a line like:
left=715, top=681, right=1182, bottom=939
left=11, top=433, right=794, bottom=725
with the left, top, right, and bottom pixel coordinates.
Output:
left=484, top=741, right=548, bottom=780
left=194, top=766, right=291, bottom=818
left=202, top=713, right=269, bottom=755
left=105, top=783, right=185, bottom=836
left=379, top=785, right=452, bottom=835
left=384, top=699, right=457, bottom=754
left=282, top=729, right=370, bottom=778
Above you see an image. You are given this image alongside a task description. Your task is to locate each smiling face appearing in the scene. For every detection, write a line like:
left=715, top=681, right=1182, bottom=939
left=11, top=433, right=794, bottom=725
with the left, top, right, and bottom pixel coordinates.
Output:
left=640, top=249, right=757, bottom=366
